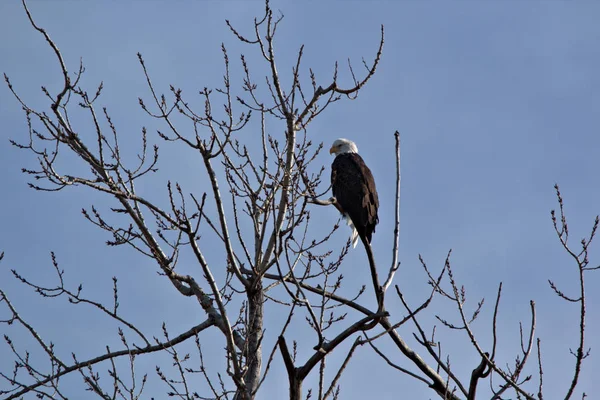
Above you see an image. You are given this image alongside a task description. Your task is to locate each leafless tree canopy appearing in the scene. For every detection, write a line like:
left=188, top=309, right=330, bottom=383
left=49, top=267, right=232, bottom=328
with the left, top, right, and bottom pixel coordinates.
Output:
left=1, top=1, right=598, bottom=399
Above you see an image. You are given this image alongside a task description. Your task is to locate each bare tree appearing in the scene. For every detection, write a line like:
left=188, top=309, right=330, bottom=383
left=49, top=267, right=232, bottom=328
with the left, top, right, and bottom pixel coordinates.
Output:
left=1, top=1, right=597, bottom=400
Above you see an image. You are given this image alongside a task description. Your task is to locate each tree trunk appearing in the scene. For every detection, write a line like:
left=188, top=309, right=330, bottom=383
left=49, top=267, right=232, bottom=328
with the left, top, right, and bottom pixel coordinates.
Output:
left=289, top=372, right=302, bottom=400
left=245, top=283, right=264, bottom=398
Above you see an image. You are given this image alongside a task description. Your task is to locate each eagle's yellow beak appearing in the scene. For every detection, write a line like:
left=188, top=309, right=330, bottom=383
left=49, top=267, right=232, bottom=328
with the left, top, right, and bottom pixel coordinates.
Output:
left=329, top=146, right=336, bottom=155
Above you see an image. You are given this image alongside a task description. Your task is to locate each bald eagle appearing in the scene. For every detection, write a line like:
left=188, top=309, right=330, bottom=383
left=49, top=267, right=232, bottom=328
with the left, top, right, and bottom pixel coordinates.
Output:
left=329, top=138, right=379, bottom=248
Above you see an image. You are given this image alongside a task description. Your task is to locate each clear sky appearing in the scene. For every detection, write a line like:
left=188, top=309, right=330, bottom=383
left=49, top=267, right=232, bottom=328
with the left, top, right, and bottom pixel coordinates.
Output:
left=1, top=1, right=599, bottom=399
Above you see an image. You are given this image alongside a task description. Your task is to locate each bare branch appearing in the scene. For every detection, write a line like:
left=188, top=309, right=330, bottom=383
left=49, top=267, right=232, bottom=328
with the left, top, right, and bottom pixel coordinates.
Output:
left=1, top=308, right=214, bottom=400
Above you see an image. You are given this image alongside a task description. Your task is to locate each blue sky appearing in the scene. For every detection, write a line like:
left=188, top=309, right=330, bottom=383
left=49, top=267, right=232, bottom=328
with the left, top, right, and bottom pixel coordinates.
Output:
left=1, top=1, right=599, bottom=399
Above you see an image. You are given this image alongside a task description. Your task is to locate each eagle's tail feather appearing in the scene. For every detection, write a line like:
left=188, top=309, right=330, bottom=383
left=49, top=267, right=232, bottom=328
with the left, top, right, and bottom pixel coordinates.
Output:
left=351, top=230, right=359, bottom=248
left=344, top=215, right=359, bottom=248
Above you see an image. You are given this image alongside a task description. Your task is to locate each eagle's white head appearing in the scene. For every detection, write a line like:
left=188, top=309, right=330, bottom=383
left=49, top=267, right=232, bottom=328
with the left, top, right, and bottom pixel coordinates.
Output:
left=329, top=138, right=358, bottom=156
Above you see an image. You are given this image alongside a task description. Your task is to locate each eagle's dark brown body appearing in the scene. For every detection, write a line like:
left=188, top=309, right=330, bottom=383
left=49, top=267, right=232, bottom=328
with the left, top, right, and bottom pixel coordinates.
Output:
left=331, top=153, right=379, bottom=244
